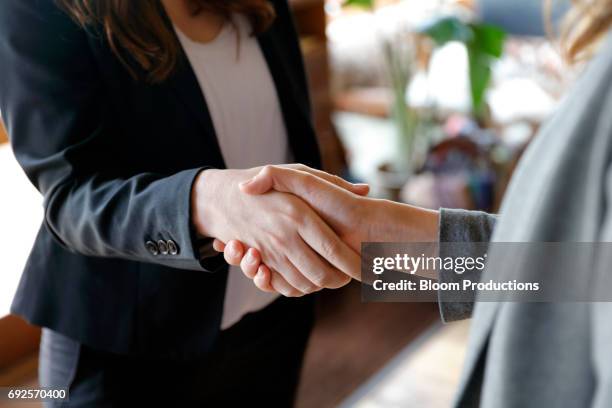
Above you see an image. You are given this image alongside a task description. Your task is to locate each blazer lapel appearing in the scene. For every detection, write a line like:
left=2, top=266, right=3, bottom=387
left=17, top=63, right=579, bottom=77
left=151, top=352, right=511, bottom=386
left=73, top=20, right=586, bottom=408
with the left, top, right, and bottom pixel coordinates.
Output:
left=158, top=5, right=225, bottom=167
left=257, top=25, right=322, bottom=169
left=165, top=55, right=218, bottom=140
left=257, top=29, right=305, bottom=119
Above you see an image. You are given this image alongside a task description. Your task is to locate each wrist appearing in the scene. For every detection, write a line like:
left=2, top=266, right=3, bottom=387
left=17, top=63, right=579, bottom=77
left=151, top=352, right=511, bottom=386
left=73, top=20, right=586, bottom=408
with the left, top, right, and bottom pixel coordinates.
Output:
left=367, top=199, right=439, bottom=243
left=191, top=169, right=224, bottom=238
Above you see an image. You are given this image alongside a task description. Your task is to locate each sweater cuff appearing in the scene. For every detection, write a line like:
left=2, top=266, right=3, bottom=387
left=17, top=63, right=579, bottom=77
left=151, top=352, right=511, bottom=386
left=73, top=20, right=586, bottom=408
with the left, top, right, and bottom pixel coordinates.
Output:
left=437, top=208, right=497, bottom=322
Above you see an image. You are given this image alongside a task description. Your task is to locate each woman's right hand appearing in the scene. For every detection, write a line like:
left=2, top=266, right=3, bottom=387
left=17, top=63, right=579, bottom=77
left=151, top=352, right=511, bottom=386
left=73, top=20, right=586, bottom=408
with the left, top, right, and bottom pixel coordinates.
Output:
left=191, top=165, right=365, bottom=297
left=215, top=165, right=440, bottom=293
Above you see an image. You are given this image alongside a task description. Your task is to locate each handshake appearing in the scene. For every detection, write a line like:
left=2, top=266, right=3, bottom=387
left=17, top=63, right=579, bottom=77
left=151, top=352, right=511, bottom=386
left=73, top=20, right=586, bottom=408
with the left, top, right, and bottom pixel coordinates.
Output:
left=191, top=164, right=439, bottom=297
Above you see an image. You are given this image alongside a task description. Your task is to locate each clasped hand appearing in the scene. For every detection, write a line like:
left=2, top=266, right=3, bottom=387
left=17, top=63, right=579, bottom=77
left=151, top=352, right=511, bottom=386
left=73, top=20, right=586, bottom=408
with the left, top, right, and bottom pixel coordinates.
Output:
left=194, top=164, right=439, bottom=297
left=192, top=164, right=370, bottom=297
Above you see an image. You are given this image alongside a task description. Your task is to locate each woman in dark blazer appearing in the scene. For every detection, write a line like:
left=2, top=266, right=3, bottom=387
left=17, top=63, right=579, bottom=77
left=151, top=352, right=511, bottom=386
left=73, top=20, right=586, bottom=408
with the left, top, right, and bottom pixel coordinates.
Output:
left=0, top=0, right=362, bottom=405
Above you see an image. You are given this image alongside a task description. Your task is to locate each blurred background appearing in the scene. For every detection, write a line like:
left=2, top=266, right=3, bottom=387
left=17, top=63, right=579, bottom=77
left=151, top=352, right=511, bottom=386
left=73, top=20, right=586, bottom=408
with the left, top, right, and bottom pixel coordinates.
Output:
left=0, top=0, right=576, bottom=406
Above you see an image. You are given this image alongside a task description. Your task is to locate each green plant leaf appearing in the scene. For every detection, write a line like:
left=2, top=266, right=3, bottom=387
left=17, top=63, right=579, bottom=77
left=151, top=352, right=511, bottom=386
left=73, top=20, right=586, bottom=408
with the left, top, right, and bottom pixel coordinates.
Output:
left=471, top=24, right=506, bottom=57
left=467, top=47, right=492, bottom=117
left=421, top=16, right=505, bottom=118
left=343, top=0, right=375, bottom=9
left=467, top=24, right=505, bottom=117
left=419, top=16, right=472, bottom=46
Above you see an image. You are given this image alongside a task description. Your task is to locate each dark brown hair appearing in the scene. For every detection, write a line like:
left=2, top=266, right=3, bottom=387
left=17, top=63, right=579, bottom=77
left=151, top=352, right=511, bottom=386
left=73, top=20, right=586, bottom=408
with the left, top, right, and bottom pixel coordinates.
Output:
left=57, top=0, right=275, bottom=82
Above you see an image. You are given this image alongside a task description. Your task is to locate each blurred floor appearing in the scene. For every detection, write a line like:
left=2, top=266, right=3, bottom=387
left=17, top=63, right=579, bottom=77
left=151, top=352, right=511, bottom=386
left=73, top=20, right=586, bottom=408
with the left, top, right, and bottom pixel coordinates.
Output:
left=340, top=320, right=470, bottom=408
left=1, top=283, right=441, bottom=408
left=297, top=283, right=439, bottom=408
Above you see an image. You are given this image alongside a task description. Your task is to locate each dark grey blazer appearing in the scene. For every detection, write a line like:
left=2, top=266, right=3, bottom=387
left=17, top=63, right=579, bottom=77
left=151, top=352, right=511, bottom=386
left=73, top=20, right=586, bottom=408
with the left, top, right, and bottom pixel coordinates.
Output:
left=0, top=0, right=320, bottom=358
left=438, top=31, right=612, bottom=408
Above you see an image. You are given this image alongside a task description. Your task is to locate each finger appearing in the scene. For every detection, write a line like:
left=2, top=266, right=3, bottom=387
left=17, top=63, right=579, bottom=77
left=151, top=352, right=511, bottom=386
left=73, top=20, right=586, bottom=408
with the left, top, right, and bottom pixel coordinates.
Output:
left=223, top=240, right=245, bottom=266
left=350, top=183, right=369, bottom=196
left=213, top=239, right=226, bottom=252
left=240, top=165, right=369, bottom=196
left=299, top=212, right=361, bottom=281
left=270, top=271, right=306, bottom=297
left=240, top=247, right=262, bottom=279
left=270, top=252, right=320, bottom=295
left=256, top=266, right=305, bottom=297
left=287, top=164, right=370, bottom=196
left=288, top=237, right=352, bottom=290
left=253, top=265, right=274, bottom=292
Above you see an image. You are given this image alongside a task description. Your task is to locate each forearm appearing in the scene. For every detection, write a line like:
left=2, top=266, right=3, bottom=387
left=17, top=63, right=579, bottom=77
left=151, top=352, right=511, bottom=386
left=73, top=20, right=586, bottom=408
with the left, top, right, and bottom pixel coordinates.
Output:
left=45, top=168, right=210, bottom=271
left=364, top=202, right=498, bottom=321
left=367, top=199, right=440, bottom=244
left=366, top=204, right=496, bottom=244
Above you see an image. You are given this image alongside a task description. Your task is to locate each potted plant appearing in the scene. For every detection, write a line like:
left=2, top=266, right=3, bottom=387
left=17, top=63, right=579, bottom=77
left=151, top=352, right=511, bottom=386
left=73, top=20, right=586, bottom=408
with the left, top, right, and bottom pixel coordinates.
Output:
left=418, top=15, right=506, bottom=123
left=342, top=0, right=428, bottom=199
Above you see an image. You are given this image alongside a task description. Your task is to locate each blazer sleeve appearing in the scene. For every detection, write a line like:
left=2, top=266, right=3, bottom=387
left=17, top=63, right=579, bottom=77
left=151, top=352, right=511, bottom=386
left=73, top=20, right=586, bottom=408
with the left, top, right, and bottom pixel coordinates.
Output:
left=0, top=0, right=215, bottom=272
left=437, top=208, right=497, bottom=322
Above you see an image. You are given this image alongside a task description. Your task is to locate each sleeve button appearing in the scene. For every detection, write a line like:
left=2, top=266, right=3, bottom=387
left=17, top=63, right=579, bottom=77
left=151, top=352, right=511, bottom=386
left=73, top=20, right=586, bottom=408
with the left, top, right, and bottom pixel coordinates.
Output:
left=167, top=240, right=179, bottom=255
left=145, top=241, right=159, bottom=256
left=157, top=240, right=169, bottom=255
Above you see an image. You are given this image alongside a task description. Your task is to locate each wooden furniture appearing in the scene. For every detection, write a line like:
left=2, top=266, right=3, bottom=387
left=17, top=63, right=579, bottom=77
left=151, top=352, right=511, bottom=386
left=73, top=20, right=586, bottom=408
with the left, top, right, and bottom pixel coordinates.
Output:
left=0, top=119, right=7, bottom=144
left=0, top=316, right=40, bottom=386
left=291, top=0, right=347, bottom=174
left=334, top=87, right=395, bottom=118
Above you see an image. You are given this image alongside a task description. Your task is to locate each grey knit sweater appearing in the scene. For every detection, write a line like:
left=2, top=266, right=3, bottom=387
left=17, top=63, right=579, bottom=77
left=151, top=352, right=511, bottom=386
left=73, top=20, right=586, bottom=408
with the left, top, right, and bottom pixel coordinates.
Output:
left=437, top=31, right=612, bottom=408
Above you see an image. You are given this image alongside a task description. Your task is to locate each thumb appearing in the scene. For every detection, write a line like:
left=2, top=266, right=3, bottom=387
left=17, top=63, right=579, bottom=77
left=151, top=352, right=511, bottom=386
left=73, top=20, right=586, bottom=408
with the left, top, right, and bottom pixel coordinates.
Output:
left=239, top=168, right=275, bottom=195
left=239, top=166, right=359, bottom=237
left=240, top=164, right=369, bottom=198
left=240, top=165, right=352, bottom=217
left=240, top=165, right=314, bottom=197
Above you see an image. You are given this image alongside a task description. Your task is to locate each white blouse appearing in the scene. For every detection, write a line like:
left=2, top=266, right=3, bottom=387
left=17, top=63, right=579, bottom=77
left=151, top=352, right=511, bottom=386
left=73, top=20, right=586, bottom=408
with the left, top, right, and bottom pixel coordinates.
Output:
left=176, top=15, right=288, bottom=329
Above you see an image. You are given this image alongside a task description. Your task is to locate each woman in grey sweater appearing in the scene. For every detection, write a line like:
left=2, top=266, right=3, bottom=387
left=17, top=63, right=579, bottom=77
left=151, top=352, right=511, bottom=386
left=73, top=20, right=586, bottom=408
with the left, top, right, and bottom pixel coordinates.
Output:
left=216, top=2, right=612, bottom=407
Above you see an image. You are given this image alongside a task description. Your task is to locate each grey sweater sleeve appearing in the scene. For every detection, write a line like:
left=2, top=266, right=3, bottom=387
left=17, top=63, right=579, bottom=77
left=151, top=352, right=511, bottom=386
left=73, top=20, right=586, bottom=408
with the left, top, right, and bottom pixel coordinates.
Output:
left=438, top=208, right=497, bottom=322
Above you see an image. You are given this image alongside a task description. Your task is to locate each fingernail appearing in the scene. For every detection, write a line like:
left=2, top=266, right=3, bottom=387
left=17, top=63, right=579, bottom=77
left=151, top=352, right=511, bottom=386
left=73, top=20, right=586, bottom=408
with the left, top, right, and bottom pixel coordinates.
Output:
left=230, top=242, right=242, bottom=257
left=246, top=250, right=256, bottom=264
left=355, top=183, right=369, bottom=188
